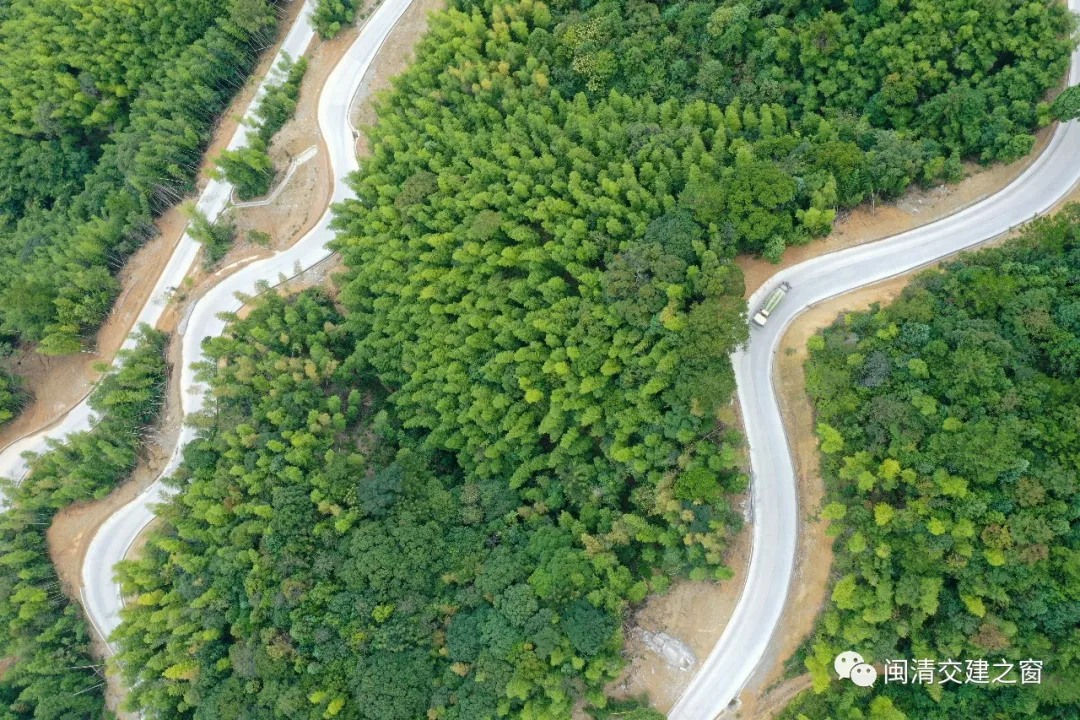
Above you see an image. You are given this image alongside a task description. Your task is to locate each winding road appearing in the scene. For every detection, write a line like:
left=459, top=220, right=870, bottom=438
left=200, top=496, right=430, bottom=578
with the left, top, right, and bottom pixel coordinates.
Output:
left=79, top=0, right=418, bottom=649
left=0, top=1, right=321, bottom=487
left=669, top=1, right=1080, bottom=716
left=0, top=0, right=1076, bottom=717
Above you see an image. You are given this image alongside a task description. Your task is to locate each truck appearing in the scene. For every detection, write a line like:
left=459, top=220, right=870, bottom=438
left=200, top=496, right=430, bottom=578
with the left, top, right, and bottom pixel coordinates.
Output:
left=752, top=281, right=790, bottom=327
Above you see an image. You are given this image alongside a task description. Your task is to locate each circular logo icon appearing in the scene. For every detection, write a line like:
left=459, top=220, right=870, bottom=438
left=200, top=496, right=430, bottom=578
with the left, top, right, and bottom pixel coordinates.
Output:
left=850, top=662, right=878, bottom=687
left=834, top=650, right=865, bottom=679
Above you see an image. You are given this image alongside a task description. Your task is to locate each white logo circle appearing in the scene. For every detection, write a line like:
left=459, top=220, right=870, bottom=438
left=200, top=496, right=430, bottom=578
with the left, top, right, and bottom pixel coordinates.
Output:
left=850, top=662, right=878, bottom=687
left=834, top=650, right=865, bottom=679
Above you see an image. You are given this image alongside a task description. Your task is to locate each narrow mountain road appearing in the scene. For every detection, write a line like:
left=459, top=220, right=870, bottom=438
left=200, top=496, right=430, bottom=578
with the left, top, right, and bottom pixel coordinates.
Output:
left=0, top=0, right=1077, bottom=717
left=669, top=3, right=1080, bottom=717
left=79, top=0, right=419, bottom=649
left=0, top=1, right=319, bottom=487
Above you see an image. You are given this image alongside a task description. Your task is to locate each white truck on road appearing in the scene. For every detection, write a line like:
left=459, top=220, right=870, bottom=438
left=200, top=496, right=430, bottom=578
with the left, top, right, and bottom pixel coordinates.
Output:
left=752, top=281, right=790, bottom=327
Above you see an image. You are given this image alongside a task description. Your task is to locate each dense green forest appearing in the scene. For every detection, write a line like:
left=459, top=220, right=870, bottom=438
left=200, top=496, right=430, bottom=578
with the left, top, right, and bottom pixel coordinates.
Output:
left=0, top=0, right=1071, bottom=357
left=0, top=0, right=224, bottom=216
left=333, top=0, right=756, bottom=588
left=114, top=290, right=707, bottom=719
left=186, top=207, right=240, bottom=269
left=586, top=697, right=664, bottom=719
left=540, top=0, right=1074, bottom=165
left=0, top=0, right=282, bottom=354
left=782, top=207, right=1080, bottom=720
left=107, top=0, right=1080, bottom=717
left=0, top=327, right=167, bottom=718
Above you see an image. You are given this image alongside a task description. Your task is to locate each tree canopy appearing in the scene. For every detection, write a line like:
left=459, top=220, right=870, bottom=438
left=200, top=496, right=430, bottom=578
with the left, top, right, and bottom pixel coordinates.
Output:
left=0, top=0, right=281, bottom=353
left=0, top=368, right=28, bottom=428
left=783, top=206, right=1080, bottom=720
left=537, top=0, right=1074, bottom=165
left=0, top=0, right=227, bottom=217
left=0, top=326, right=167, bottom=718
left=313, top=0, right=361, bottom=38
left=113, top=290, right=719, bottom=719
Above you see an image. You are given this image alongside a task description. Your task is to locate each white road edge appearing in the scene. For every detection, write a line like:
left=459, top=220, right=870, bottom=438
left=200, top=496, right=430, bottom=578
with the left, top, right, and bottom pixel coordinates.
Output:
left=669, top=2, right=1080, bottom=717
left=0, top=0, right=320, bottom=486
left=76, top=0, right=418, bottom=651
left=0, top=0, right=1074, bottom=716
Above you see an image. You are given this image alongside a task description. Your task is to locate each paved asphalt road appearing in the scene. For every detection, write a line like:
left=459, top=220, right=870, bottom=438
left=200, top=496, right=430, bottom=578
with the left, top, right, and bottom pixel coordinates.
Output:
left=0, top=0, right=1076, bottom=715
left=0, top=2, right=319, bottom=488
left=78, top=0, right=419, bottom=649
left=669, top=2, right=1080, bottom=717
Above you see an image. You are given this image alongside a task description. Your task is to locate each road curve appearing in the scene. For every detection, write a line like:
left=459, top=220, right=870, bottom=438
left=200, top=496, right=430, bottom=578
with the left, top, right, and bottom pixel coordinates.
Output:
left=0, top=0, right=1074, bottom=715
left=669, top=4, right=1080, bottom=717
left=0, top=3, right=319, bottom=489
left=79, top=0, right=418, bottom=650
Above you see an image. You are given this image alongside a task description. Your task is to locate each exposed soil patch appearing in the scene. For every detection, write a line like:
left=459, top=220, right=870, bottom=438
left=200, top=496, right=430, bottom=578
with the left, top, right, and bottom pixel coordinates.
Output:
left=609, top=520, right=751, bottom=713
left=738, top=674, right=813, bottom=720
left=0, top=351, right=101, bottom=451
left=230, top=150, right=325, bottom=248
left=235, top=255, right=344, bottom=321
